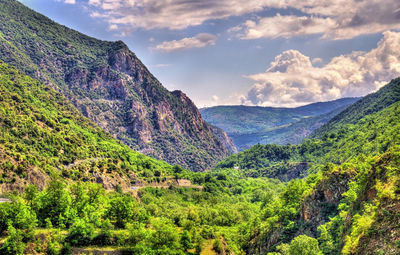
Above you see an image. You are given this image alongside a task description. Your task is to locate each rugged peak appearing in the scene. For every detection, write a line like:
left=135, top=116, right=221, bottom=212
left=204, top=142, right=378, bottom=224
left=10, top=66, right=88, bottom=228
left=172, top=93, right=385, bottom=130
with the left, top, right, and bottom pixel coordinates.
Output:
left=114, top=40, right=129, bottom=50
left=171, top=89, right=185, bottom=97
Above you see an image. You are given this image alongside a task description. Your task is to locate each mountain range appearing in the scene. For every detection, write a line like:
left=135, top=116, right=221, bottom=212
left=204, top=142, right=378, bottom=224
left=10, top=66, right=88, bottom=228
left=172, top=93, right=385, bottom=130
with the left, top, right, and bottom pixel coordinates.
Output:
left=200, top=98, right=359, bottom=151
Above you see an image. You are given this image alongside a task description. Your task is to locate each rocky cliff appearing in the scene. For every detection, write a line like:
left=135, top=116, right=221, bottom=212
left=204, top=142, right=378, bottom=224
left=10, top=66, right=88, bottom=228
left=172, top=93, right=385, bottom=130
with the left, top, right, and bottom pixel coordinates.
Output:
left=0, top=0, right=236, bottom=170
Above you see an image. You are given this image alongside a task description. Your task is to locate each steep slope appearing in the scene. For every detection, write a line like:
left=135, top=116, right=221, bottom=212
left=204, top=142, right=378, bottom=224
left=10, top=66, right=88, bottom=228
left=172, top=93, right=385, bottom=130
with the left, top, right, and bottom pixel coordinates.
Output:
left=243, top=79, right=400, bottom=254
left=0, top=61, right=174, bottom=192
left=200, top=98, right=358, bottom=150
left=0, top=0, right=236, bottom=171
left=312, top=78, right=400, bottom=138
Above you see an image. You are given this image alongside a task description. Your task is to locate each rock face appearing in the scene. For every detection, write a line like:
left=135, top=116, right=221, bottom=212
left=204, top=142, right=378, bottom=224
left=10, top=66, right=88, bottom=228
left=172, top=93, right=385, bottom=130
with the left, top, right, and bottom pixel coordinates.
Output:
left=0, top=0, right=236, bottom=170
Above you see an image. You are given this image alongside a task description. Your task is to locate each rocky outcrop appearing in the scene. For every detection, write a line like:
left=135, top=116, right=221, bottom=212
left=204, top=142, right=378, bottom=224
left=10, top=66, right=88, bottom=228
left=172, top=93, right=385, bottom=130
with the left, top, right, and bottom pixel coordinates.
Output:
left=0, top=0, right=237, bottom=170
left=299, top=169, right=355, bottom=234
left=208, top=124, right=237, bottom=154
left=246, top=169, right=355, bottom=254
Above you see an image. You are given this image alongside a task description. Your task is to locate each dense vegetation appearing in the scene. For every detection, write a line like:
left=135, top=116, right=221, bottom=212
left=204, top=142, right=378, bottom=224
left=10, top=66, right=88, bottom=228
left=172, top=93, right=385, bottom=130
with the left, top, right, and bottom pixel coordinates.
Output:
left=0, top=1, right=400, bottom=254
left=243, top=80, right=400, bottom=254
left=0, top=0, right=235, bottom=171
left=200, top=98, right=358, bottom=150
left=0, top=61, right=173, bottom=190
left=0, top=61, right=283, bottom=254
left=1, top=73, right=399, bottom=254
left=0, top=171, right=286, bottom=254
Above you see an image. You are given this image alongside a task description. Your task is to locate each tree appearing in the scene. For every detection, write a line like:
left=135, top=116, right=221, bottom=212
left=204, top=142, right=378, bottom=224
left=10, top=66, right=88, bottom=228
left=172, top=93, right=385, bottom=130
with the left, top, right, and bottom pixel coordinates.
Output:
left=289, top=235, right=322, bottom=255
left=9, top=197, right=37, bottom=231
left=180, top=230, right=193, bottom=251
left=106, top=193, right=138, bottom=228
left=0, top=225, right=25, bottom=255
left=149, top=218, right=180, bottom=252
left=34, top=181, right=72, bottom=227
left=24, top=185, right=39, bottom=206
left=66, top=218, right=95, bottom=246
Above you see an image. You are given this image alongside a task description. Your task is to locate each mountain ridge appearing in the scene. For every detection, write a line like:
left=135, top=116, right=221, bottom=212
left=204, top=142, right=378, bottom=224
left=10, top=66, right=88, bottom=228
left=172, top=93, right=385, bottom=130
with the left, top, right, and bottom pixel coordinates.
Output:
left=200, top=97, right=359, bottom=150
left=0, top=0, right=236, bottom=171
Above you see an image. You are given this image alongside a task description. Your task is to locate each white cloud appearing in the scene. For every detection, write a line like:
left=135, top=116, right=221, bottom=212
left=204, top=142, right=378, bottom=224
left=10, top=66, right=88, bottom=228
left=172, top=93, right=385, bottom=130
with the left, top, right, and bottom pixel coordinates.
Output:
left=154, top=64, right=171, bottom=68
left=155, top=33, right=217, bottom=52
left=88, top=0, right=101, bottom=5
left=84, top=0, right=400, bottom=40
left=312, top=58, right=323, bottom=64
left=86, top=0, right=270, bottom=30
left=242, top=31, right=400, bottom=107
left=55, top=0, right=76, bottom=4
left=238, top=14, right=336, bottom=39
left=235, top=0, right=400, bottom=40
left=108, top=24, right=118, bottom=30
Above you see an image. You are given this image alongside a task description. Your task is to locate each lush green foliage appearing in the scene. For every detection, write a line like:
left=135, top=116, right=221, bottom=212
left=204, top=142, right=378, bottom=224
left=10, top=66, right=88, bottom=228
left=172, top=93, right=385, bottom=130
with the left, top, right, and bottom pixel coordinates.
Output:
left=0, top=171, right=284, bottom=254
left=0, top=1, right=400, bottom=253
left=243, top=80, right=400, bottom=254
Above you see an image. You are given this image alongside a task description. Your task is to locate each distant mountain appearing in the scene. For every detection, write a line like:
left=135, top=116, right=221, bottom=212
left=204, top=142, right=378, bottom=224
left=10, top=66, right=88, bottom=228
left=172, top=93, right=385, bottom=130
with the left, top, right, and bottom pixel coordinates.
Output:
left=200, top=98, right=359, bottom=150
left=0, top=0, right=236, bottom=171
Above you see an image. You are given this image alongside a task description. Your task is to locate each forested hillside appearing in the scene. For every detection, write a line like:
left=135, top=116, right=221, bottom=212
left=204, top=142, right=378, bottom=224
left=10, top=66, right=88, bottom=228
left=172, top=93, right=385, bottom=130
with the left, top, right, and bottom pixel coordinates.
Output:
left=0, top=61, right=173, bottom=193
left=241, top=79, right=400, bottom=254
left=312, top=78, right=400, bottom=138
left=0, top=0, right=236, bottom=171
left=200, top=98, right=358, bottom=150
left=217, top=79, right=400, bottom=183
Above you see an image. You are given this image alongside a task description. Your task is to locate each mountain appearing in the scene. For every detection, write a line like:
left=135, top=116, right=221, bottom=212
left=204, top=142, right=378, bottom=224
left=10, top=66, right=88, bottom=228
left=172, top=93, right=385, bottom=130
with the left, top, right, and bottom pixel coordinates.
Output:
left=0, top=61, right=174, bottom=192
left=312, top=77, right=400, bottom=138
left=200, top=98, right=359, bottom=151
left=240, top=78, right=400, bottom=254
left=0, top=0, right=236, bottom=171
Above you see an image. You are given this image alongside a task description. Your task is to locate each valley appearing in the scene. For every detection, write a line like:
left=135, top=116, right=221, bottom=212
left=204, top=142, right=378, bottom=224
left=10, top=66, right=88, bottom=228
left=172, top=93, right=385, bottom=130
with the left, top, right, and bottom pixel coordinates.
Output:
left=200, top=98, right=359, bottom=151
left=0, top=0, right=399, bottom=255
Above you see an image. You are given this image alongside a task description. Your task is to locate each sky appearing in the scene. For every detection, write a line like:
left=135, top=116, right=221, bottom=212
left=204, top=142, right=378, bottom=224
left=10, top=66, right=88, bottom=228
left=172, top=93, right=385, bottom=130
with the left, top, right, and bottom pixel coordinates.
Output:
left=19, top=0, right=400, bottom=108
